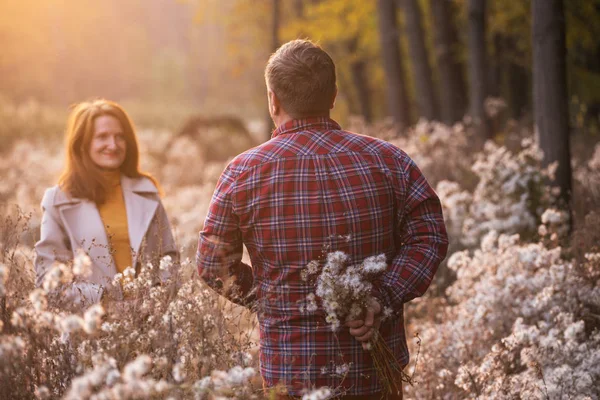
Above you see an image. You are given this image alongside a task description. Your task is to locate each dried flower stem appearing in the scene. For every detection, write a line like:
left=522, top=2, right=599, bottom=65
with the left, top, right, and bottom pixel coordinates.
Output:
left=369, top=332, right=412, bottom=396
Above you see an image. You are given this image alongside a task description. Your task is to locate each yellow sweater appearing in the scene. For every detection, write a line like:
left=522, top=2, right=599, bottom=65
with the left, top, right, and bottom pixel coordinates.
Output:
left=97, top=171, right=132, bottom=274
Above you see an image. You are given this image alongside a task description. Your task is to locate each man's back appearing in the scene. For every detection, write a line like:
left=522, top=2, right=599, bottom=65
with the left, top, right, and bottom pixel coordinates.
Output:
left=198, top=117, right=448, bottom=395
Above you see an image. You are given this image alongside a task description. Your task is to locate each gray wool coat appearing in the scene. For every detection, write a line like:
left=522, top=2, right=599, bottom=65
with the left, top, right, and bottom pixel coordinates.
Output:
left=34, top=175, right=178, bottom=305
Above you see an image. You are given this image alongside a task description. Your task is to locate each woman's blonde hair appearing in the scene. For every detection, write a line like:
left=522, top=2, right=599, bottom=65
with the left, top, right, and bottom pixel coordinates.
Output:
left=58, top=99, right=159, bottom=204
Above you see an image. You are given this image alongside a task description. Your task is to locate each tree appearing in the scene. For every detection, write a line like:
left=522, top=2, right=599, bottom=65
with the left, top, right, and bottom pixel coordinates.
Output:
left=347, top=37, right=374, bottom=123
left=376, top=0, right=411, bottom=130
left=402, top=0, right=438, bottom=121
left=429, top=0, right=468, bottom=124
left=532, top=0, right=572, bottom=210
left=467, top=0, right=491, bottom=139
left=295, top=0, right=309, bottom=18
left=265, top=0, right=281, bottom=140
left=283, top=0, right=380, bottom=123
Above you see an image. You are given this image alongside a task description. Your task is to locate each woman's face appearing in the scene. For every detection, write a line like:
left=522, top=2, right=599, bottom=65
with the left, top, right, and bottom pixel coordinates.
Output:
left=89, top=115, right=127, bottom=170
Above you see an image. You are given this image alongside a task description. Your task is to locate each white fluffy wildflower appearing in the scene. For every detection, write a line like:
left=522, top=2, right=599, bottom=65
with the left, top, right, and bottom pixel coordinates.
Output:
left=34, top=385, right=51, bottom=399
left=325, top=251, right=349, bottom=273
left=302, top=293, right=319, bottom=314
left=123, top=266, right=136, bottom=279
left=60, top=315, right=85, bottom=334
left=112, top=273, right=123, bottom=285
left=105, top=369, right=121, bottom=387
left=0, top=336, right=26, bottom=360
left=325, top=314, right=340, bottom=331
left=231, top=351, right=253, bottom=367
left=123, top=355, right=152, bottom=382
left=64, top=362, right=116, bottom=400
left=334, top=363, right=350, bottom=376
left=83, top=304, right=105, bottom=334
left=540, top=208, right=564, bottom=225
left=0, top=263, right=7, bottom=297
left=37, top=311, right=56, bottom=327
left=10, top=308, right=26, bottom=328
left=413, top=224, right=600, bottom=399
left=29, top=288, right=48, bottom=312
left=306, top=302, right=318, bottom=313
left=73, top=250, right=93, bottom=277
left=209, top=370, right=228, bottom=390
left=454, top=365, right=473, bottom=392
left=159, top=255, right=173, bottom=271
left=42, top=263, right=73, bottom=292
left=382, top=306, right=394, bottom=319
left=193, top=376, right=212, bottom=397
left=348, top=303, right=363, bottom=320
left=172, top=363, right=186, bottom=383
left=445, top=140, right=557, bottom=247
left=155, top=380, right=171, bottom=393
left=362, top=254, right=387, bottom=274
left=307, top=260, right=320, bottom=275
left=312, top=252, right=387, bottom=332
left=302, top=387, right=332, bottom=400
left=225, top=365, right=256, bottom=386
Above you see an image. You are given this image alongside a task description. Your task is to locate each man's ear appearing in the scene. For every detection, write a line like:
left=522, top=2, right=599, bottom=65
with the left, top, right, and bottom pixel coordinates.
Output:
left=330, top=86, right=338, bottom=109
left=269, top=90, right=280, bottom=116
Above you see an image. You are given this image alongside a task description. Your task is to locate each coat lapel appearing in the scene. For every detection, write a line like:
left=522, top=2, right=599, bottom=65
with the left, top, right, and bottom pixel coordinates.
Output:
left=56, top=197, right=116, bottom=281
left=121, top=175, right=159, bottom=268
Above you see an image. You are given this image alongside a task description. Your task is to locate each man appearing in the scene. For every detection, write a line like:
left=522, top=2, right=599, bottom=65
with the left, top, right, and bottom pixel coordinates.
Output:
left=197, top=39, right=448, bottom=399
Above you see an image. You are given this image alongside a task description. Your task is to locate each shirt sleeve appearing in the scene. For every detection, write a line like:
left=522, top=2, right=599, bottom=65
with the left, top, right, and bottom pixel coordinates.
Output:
left=373, top=157, right=449, bottom=311
left=196, top=164, right=255, bottom=309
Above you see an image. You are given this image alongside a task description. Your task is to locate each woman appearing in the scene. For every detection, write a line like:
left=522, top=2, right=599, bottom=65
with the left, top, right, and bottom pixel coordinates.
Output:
left=34, top=99, right=178, bottom=306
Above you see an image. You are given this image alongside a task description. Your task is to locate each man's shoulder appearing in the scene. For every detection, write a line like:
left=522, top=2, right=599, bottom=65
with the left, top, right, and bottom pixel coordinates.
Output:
left=224, top=140, right=280, bottom=175
left=224, top=128, right=413, bottom=175
left=339, top=130, right=415, bottom=169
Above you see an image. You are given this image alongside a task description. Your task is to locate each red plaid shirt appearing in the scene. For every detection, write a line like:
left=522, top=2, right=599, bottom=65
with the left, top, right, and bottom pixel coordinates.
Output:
left=197, top=118, right=448, bottom=396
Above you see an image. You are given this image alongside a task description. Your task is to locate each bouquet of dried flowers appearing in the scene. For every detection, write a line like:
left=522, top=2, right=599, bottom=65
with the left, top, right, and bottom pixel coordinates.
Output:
left=302, top=251, right=410, bottom=396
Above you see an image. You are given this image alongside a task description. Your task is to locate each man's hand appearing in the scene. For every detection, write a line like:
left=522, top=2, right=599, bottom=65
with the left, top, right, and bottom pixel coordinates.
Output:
left=346, top=297, right=382, bottom=350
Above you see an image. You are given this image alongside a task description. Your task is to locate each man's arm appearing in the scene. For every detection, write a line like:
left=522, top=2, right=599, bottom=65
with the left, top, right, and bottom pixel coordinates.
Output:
left=196, top=164, right=255, bottom=309
left=373, top=157, right=449, bottom=311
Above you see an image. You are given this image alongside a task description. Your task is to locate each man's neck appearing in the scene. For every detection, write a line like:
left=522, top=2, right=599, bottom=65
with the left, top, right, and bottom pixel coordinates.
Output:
left=273, top=115, right=294, bottom=129
left=273, top=112, right=330, bottom=130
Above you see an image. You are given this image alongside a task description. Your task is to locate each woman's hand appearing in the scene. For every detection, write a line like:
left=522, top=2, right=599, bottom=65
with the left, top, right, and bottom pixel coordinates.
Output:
left=345, top=297, right=382, bottom=350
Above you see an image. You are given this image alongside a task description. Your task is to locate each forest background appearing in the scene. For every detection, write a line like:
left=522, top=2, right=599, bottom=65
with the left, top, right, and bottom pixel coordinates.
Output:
left=2, top=0, right=599, bottom=140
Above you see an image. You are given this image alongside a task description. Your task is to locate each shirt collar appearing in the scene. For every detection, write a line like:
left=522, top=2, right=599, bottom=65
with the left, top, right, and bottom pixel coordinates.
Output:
left=271, top=117, right=342, bottom=139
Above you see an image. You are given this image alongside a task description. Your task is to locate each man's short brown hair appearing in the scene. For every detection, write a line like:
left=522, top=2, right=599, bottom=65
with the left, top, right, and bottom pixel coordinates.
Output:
left=265, top=39, right=336, bottom=118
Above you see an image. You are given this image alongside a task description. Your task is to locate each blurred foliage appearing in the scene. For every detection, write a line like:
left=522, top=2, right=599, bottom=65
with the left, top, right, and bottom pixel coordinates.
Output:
left=282, top=0, right=383, bottom=122
left=0, top=95, right=202, bottom=154
left=0, top=0, right=599, bottom=133
left=0, top=96, right=66, bottom=153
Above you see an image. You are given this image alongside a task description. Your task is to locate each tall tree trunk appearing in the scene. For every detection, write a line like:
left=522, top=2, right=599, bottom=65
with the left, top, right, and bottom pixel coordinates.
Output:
left=376, top=0, right=411, bottom=131
left=295, top=0, right=304, bottom=17
left=507, top=61, right=530, bottom=119
left=467, top=0, right=491, bottom=139
left=429, top=0, right=467, bottom=124
left=271, top=0, right=281, bottom=65
left=337, top=68, right=360, bottom=117
left=532, top=0, right=572, bottom=210
left=350, top=60, right=373, bottom=123
left=498, top=35, right=531, bottom=119
left=402, top=0, right=438, bottom=121
left=488, top=33, right=503, bottom=98
left=265, top=0, right=281, bottom=141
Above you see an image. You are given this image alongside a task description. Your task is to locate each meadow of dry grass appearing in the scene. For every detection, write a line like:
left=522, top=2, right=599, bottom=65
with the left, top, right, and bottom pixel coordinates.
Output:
left=1, top=109, right=599, bottom=399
